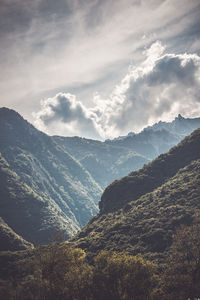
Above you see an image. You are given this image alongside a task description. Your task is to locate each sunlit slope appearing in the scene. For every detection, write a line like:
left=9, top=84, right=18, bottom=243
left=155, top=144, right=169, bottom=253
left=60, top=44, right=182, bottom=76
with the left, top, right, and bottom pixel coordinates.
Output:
left=0, top=108, right=102, bottom=242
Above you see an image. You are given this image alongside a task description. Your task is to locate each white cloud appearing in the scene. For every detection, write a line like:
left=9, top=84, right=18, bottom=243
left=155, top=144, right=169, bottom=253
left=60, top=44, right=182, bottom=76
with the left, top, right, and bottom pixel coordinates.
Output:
left=34, top=41, right=200, bottom=139
left=1, top=0, right=200, bottom=115
left=34, top=93, right=101, bottom=139
left=101, top=43, right=200, bottom=138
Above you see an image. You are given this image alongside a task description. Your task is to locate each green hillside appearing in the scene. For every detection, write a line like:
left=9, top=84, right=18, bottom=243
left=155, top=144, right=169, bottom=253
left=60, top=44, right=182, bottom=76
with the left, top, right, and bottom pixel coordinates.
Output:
left=1, top=107, right=199, bottom=246
left=100, top=128, right=200, bottom=213
left=71, top=129, right=200, bottom=261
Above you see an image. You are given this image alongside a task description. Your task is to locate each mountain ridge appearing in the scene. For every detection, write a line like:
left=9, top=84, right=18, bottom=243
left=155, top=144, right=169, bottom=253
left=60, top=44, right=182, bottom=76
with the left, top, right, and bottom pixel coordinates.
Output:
left=0, top=107, right=102, bottom=243
left=100, top=128, right=200, bottom=213
left=1, top=107, right=200, bottom=246
left=0, top=217, right=34, bottom=251
left=71, top=129, right=200, bottom=261
left=54, top=113, right=200, bottom=189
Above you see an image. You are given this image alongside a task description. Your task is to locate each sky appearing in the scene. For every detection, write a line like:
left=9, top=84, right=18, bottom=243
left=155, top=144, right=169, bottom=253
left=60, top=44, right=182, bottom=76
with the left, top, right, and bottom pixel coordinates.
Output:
left=1, top=0, right=200, bottom=140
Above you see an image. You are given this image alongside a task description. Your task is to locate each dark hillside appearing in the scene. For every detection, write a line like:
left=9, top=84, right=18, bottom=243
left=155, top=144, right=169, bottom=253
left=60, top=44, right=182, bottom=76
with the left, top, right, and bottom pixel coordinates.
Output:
left=71, top=129, right=200, bottom=261
left=100, top=129, right=200, bottom=213
left=0, top=154, right=77, bottom=244
left=71, top=159, right=200, bottom=261
left=0, top=218, right=33, bottom=251
left=0, top=108, right=102, bottom=239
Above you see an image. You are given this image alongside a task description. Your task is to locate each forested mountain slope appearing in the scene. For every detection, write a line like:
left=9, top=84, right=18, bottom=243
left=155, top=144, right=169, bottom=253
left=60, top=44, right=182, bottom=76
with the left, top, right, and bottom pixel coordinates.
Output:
left=0, top=107, right=199, bottom=246
left=0, top=154, right=78, bottom=244
left=0, top=108, right=102, bottom=242
left=100, top=128, right=200, bottom=213
left=0, top=217, right=33, bottom=251
left=71, top=129, right=200, bottom=261
left=54, top=136, right=149, bottom=188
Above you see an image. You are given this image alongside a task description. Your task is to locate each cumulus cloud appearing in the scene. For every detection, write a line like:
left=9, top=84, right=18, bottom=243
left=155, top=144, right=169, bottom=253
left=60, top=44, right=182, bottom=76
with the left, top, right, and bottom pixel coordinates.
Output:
left=34, top=93, right=101, bottom=139
left=34, top=41, right=200, bottom=140
left=1, top=0, right=200, bottom=113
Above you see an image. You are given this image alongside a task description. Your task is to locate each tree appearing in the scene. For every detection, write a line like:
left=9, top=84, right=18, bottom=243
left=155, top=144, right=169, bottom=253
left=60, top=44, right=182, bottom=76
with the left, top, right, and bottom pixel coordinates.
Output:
left=92, top=250, right=157, bottom=300
left=162, top=222, right=200, bottom=299
left=14, top=239, right=93, bottom=300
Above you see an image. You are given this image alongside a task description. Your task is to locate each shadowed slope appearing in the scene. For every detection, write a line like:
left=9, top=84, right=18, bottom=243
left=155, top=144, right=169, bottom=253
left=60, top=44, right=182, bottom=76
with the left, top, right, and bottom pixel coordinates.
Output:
left=100, top=129, right=200, bottom=213
left=71, top=129, right=200, bottom=261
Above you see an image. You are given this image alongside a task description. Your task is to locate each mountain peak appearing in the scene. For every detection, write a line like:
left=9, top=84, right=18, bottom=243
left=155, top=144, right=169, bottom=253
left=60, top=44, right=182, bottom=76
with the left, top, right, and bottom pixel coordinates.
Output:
left=176, top=113, right=184, bottom=120
left=0, top=107, right=20, bottom=116
left=0, top=107, right=27, bottom=126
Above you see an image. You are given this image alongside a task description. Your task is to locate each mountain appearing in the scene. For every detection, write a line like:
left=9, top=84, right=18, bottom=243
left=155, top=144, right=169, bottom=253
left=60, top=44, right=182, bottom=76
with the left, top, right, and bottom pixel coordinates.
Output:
left=0, top=153, right=79, bottom=244
left=1, top=107, right=200, bottom=246
left=105, top=114, right=200, bottom=159
left=146, top=114, right=200, bottom=136
left=105, top=128, right=180, bottom=159
left=71, top=129, right=200, bottom=261
left=54, top=115, right=200, bottom=189
left=0, top=108, right=102, bottom=243
left=0, top=217, right=33, bottom=251
left=53, top=136, right=149, bottom=188
left=100, top=128, right=200, bottom=213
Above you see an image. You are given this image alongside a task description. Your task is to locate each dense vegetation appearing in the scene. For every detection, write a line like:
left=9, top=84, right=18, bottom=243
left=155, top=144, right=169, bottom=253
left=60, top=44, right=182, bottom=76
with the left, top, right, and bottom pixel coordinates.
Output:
left=100, top=128, right=200, bottom=213
left=0, top=242, right=156, bottom=300
left=1, top=107, right=200, bottom=246
left=0, top=218, right=33, bottom=251
left=1, top=108, right=200, bottom=299
left=1, top=222, right=200, bottom=299
left=0, top=154, right=77, bottom=245
left=0, top=108, right=102, bottom=242
left=71, top=129, right=200, bottom=262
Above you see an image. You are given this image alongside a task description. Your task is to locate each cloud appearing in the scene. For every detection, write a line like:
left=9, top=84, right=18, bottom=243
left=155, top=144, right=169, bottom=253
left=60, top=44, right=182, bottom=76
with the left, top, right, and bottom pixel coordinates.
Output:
left=34, top=41, right=200, bottom=139
left=101, top=42, right=200, bottom=137
left=34, top=93, right=101, bottom=139
left=1, top=0, right=200, bottom=115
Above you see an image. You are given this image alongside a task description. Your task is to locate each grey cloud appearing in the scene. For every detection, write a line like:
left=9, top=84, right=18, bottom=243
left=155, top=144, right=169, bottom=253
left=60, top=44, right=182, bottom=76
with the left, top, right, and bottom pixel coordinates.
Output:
left=2, top=0, right=200, bottom=135
left=34, top=42, right=200, bottom=139
left=0, top=0, right=72, bottom=34
left=0, top=0, right=33, bottom=36
left=0, top=0, right=75, bottom=47
left=104, top=48, right=200, bottom=136
left=35, top=93, right=101, bottom=139
left=38, top=0, right=72, bottom=17
left=84, top=0, right=106, bottom=29
left=146, top=55, right=198, bottom=86
left=41, top=94, right=86, bottom=124
left=169, top=13, right=200, bottom=53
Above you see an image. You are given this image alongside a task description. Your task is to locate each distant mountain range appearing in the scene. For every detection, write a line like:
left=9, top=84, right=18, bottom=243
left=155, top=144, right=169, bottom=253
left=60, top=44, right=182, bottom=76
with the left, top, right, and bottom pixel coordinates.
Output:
left=54, top=113, right=200, bottom=189
left=71, top=129, right=200, bottom=262
left=0, top=107, right=200, bottom=248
